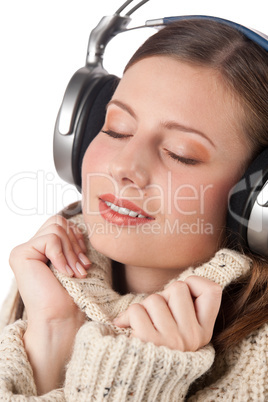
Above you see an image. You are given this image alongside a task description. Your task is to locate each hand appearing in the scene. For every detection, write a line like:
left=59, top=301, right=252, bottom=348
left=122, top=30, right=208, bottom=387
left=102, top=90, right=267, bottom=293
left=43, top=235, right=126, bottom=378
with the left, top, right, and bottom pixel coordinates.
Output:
left=113, top=276, right=222, bottom=351
left=9, top=214, right=91, bottom=325
left=9, top=215, right=91, bottom=394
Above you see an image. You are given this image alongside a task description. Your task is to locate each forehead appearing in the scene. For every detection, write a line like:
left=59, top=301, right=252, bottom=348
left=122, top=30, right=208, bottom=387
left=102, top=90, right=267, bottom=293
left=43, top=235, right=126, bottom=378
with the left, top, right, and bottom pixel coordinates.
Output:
left=116, top=56, right=230, bottom=113
left=114, top=58, right=236, bottom=123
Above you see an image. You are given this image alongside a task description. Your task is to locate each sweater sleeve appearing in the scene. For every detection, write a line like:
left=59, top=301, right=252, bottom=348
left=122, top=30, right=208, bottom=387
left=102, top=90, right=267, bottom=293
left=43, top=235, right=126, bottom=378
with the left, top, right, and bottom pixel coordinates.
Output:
left=64, top=321, right=215, bottom=401
left=0, top=320, right=65, bottom=401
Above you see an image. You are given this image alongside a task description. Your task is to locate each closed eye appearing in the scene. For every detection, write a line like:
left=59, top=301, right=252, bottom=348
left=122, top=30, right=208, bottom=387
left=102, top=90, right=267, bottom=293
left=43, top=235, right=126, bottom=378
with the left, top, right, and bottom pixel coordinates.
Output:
left=101, top=131, right=200, bottom=165
left=101, top=129, right=132, bottom=139
left=164, top=149, right=199, bottom=165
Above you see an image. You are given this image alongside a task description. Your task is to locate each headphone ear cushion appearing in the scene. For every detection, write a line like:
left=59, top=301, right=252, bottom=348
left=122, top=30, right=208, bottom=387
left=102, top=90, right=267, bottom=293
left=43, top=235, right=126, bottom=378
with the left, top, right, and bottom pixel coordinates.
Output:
left=226, top=148, right=268, bottom=251
left=72, top=75, right=120, bottom=191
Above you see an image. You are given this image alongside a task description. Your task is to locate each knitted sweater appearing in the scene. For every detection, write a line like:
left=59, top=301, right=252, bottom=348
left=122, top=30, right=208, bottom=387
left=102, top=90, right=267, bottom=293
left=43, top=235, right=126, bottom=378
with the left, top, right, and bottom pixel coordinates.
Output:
left=0, top=214, right=267, bottom=401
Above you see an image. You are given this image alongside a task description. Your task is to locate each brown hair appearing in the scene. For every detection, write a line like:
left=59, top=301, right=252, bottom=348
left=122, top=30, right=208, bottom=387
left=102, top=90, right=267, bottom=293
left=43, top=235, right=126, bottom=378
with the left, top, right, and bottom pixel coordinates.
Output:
left=125, top=19, right=268, bottom=352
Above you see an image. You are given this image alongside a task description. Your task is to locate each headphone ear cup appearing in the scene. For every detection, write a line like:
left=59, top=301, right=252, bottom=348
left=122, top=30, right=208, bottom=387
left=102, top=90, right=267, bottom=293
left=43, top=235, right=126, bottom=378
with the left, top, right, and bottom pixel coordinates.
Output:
left=72, top=75, right=120, bottom=191
left=226, top=148, right=268, bottom=253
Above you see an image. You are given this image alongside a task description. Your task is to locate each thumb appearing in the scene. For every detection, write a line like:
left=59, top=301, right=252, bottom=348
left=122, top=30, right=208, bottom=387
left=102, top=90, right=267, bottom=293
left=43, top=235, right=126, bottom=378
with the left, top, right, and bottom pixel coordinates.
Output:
left=113, top=311, right=130, bottom=328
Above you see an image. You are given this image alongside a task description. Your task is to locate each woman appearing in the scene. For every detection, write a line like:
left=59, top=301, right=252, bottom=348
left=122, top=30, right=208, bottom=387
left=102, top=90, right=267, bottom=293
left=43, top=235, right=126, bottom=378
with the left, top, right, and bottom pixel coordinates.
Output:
left=0, top=19, right=267, bottom=400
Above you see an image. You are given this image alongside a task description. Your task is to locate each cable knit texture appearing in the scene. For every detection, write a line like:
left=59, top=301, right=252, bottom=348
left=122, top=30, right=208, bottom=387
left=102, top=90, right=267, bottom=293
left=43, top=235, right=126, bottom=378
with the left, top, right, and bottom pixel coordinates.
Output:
left=0, top=213, right=267, bottom=401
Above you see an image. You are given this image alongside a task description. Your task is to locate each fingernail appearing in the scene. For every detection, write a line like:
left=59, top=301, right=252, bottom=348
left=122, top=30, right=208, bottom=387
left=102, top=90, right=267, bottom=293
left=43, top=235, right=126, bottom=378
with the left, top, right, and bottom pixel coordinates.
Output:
left=65, top=265, right=74, bottom=277
left=76, top=262, right=87, bottom=276
left=78, top=253, right=91, bottom=267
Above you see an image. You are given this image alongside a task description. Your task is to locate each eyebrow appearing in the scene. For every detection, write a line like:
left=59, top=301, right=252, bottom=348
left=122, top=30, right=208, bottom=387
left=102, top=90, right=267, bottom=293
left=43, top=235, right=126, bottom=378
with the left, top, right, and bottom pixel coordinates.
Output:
left=107, top=99, right=137, bottom=119
left=107, top=99, right=216, bottom=148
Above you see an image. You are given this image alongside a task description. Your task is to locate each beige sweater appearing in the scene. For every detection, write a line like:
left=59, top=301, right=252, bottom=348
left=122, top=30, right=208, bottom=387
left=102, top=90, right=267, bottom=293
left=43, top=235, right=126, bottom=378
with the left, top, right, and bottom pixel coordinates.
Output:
left=0, top=214, right=267, bottom=401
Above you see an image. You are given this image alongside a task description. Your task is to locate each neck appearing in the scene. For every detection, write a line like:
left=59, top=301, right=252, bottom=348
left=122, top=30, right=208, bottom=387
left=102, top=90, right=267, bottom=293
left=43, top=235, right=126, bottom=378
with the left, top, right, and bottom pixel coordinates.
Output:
left=113, top=262, right=183, bottom=295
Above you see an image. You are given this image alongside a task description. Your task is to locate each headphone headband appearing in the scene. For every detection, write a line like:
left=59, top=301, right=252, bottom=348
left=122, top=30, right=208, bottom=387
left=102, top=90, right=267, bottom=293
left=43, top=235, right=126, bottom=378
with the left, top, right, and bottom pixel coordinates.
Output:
left=86, top=13, right=268, bottom=69
left=156, top=16, right=268, bottom=51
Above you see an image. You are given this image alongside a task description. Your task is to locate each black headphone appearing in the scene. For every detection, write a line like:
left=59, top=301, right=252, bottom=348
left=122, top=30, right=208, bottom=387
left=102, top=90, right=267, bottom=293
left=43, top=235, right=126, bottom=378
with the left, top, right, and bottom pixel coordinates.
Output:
left=53, top=0, right=268, bottom=257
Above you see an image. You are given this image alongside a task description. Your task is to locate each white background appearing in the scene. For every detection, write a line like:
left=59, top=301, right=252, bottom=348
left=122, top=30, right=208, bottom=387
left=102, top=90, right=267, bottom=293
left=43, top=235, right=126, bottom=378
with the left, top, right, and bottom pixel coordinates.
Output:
left=1, top=0, right=267, bottom=309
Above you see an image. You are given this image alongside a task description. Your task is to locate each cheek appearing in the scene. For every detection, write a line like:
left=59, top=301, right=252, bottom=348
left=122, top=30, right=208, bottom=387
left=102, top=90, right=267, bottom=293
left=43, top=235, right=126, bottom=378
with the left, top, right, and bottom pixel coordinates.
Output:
left=159, top=173, right=215, bottom=218
left=81, top=139, right=106, bottom=211
left=167, top=173, right=236, bottom=228
left=82, top=136, right=108, bottom=179
left=201, top=177, right=237, bottom=226
left=81, top=137, right=121, bottom=215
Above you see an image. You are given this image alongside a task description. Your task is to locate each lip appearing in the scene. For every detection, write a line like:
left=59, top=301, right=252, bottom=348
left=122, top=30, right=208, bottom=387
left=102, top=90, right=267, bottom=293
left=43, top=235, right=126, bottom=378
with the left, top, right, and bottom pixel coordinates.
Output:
left=99, top=193, right=155, bottom=226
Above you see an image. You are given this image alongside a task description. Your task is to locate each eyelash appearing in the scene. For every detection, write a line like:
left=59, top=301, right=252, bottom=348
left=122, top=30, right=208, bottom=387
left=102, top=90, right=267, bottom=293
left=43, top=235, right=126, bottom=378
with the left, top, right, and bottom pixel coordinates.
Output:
left=102, top=130, right=199, bottom=166
left=101, top=129, right=131, bottom=139
left=164, top=149, right=199, bottom=166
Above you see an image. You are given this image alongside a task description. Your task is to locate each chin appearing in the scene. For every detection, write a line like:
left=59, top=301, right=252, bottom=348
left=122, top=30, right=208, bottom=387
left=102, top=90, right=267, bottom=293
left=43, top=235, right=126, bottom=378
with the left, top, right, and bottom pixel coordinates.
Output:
left=89, top=234, right=125, bottom=261
left=88, top=233, right=146, bottom=266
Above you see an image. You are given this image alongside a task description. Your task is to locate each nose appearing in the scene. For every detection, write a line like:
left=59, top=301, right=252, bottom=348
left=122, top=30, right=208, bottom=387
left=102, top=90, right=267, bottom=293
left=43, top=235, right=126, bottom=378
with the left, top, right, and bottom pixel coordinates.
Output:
left=108, top=136, right=151, bottom=190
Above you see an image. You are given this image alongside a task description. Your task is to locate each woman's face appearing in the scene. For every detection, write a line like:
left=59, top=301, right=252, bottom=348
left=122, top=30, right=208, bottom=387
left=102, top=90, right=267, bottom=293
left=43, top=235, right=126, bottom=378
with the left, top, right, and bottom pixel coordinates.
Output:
left=82, top=56, right=251, bottom=270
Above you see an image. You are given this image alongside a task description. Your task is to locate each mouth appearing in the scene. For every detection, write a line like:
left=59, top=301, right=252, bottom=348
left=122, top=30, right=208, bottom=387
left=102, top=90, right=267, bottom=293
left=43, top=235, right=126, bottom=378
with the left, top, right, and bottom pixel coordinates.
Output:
left=98, top=193, right=154, bottom=226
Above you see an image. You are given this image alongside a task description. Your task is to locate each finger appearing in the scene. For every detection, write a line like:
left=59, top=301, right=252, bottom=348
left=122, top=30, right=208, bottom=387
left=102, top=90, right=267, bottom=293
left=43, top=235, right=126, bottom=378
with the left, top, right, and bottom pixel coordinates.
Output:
left=34, top=215, right=88, bottom=255
left=140, top=294, right=177, bottom=334
left=113, top=304, right=157, bottom=342
left=34, top=215, right=68, bottom=236
left=51, top=226, right=88, bottom=278
left=39, top=218, right=91, bottom=269
left=160, top=281, right=199, bottom=330
left=70, top=224, right=88, bottom=254
left=36, top=223, right=91, bottom=277
left=113, top=311, right=130, bottom=328
left=160, top=281, right=212, bottom=350
left=34, top=215, right=86, bottom=255
left=184, top=276, right=222, bottom=329
left=15, top=234, right=74, bottom=277
left=66, top=226, right=91, bottom=268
